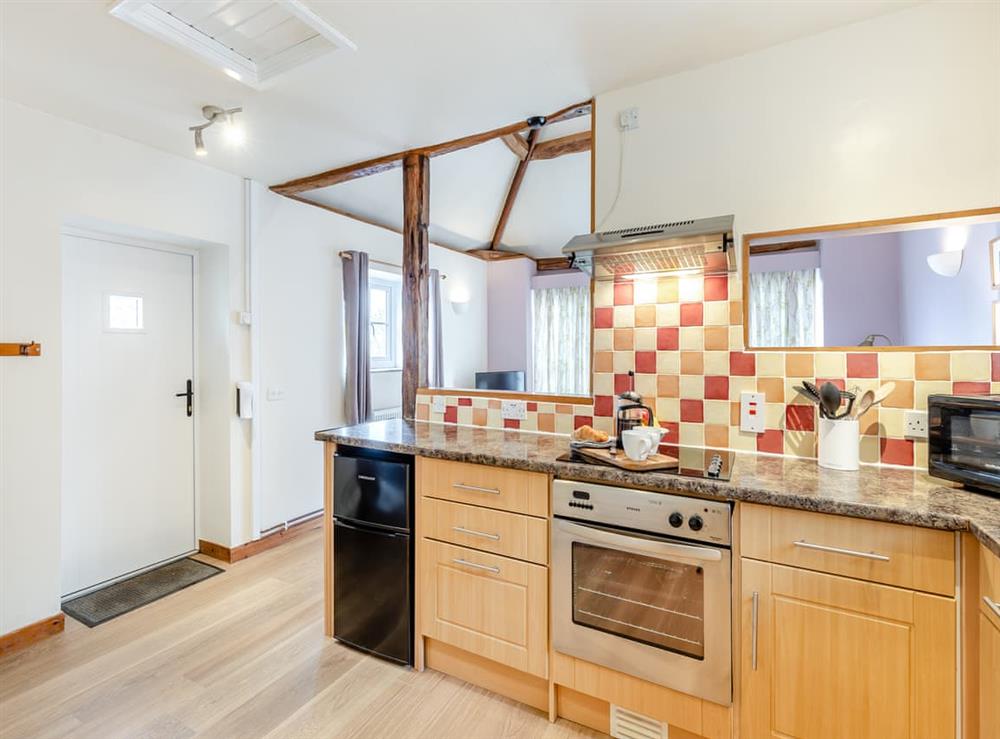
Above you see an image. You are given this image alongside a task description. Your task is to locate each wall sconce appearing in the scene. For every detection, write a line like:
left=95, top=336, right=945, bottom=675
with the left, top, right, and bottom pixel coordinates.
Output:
left=189, top=105, right=244, bottom=157
left=450, top=284, right=470, bottom=315
left=927, top=225, right=968, bottom=277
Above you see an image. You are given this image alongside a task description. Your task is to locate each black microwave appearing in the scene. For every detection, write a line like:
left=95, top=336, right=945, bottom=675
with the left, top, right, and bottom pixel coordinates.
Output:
left=928, top=394, right=1000, bottom=495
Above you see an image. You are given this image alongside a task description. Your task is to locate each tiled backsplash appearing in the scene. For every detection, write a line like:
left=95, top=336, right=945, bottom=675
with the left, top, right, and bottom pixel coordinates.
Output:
left=417, top=272, right=1000, bottom=469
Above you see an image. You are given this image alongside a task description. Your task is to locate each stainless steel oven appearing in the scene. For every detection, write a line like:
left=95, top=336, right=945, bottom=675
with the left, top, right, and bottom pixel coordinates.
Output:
left=552, top=480, right=732, bottom=705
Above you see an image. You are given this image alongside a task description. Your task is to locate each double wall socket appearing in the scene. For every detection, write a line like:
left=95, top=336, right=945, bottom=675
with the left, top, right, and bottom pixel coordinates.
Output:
left=904, top=410, right=928, bottom=439
left=501, top=399, right=527, bottom=421
left=431, top=395, right=446, bottom=414
left=619, top=107, right=639, bottom=131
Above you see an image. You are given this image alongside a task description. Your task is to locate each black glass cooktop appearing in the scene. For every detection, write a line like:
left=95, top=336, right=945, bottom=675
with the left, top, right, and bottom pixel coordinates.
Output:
left=557, top=445, right=734, bottom=482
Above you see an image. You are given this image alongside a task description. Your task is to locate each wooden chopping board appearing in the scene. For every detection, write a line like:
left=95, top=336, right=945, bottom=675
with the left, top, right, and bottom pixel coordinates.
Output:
left=576, top=446, right=679, bottom=471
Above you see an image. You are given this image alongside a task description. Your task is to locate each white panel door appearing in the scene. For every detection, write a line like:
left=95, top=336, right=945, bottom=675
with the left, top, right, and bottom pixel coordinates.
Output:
left=62, top=234, right=196, bottom=596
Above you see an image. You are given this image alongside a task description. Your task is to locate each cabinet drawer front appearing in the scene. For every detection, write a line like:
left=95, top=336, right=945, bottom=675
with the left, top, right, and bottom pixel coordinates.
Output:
left=420, top=539, right=547, bottom=677
left=741, top=503, right=955, bottom=596
left=982, top=546, right=1000, bottom=625
left=418, top=457, right=548, bottom=517
left=422, top=497, right=548, bottom=564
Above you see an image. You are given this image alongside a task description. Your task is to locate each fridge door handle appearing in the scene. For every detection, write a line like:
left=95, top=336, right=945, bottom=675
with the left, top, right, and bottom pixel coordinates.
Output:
left=334, top=518, right=404, bottom=537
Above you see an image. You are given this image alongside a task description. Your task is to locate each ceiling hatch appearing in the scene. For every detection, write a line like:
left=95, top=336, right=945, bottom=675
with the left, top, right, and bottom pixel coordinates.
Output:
left=110, top=0, right=356, bottom=88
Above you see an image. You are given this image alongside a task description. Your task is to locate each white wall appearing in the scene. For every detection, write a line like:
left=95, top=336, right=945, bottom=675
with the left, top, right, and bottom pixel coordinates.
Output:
left=431, top=247, right=488, bottom=389
left=0, top=99, right=250, bottom=634
left=594, top=2, right=1000, bottom=239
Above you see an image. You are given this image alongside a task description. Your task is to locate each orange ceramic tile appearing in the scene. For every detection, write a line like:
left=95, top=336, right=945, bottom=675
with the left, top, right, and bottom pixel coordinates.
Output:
left=705, top=424, right=729, bottom=447
left=680, top=351, right=704, bottom=375
left=859, top=407, right=879, bottom=436
left=555, top=404, right=573, bottom=414
left=881, top=380, right=915, bottom=409
left=473, top=407, right=488, bottom=426
left=657, top=277, right=679, bottom=303
left=416, top=403, right=430, bottom=420
left=657, top=374, right=680, bottom=397
left=634, top=304, right=656, bottom=327
left=785, top=353, right=815, bottom=377
left=704, top=326, right=729, bottom=351
left=728, top=300, right=743, bottom=326
left=488, top=399, right=502, bottom=409
left=594, top=351, right=613, bottom=373
left=613, top=328, right=634, bottom=351
left=757, top=377, right=784, bottom=403
left=730, top=401, right=740, bottom=426
left=915, top=353, right=950, bottom=380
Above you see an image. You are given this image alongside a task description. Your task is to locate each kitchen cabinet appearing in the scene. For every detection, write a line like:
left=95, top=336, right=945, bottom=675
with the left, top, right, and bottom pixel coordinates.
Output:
left=740, top=558, right=955, bottom=739
left=981, top=546, right=1000, bottom=737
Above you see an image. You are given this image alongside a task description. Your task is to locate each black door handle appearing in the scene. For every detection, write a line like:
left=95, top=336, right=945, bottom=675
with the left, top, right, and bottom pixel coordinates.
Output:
left=175, top=379, right=193, bottom=417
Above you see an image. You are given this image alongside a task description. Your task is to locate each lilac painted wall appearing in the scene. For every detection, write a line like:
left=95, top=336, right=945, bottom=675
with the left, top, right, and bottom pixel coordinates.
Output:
left=898, top=222, right=999, bottom=345
left=486, top=258, right=535, bottom=381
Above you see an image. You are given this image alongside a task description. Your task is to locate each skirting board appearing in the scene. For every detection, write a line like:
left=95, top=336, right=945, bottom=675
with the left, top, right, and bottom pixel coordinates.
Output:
left=0, top=613, right=65, bottom=656
left=199, top=513, right=322, bottom=564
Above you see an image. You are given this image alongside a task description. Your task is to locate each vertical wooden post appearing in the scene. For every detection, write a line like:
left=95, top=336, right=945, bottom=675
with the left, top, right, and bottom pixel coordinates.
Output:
left=402, top=153, right=430, bottom=419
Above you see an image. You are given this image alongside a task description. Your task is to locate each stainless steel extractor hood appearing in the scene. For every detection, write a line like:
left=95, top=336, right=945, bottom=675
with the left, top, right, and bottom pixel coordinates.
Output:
left=563, top=214, right=735, bottom=280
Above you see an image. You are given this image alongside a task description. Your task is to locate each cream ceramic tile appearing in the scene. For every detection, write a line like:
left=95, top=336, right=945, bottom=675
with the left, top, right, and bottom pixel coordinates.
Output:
left=728, top=326, right=744, bottom=351
left=703, top=301, right=729, bottom=326
left=593, top=373, right=614, bottom=396
left=814, top=352, right=846, bottom=377
left=488, top=409, right=503, bottom=427
left=657, top=351, right=680, bottom=374
left=730, top=428, right=757, bottom=451
left=679, top=275, right=704, bottom=302
left=554, top=414, right=574, bottom=435
left=656, top=303, right=680, bottom=326
left=613, top=305, right=635, bottom=327
left=879, top=352, right=914, bottom=380
left=634, top=327, right=657, bottom=351
left=704, top=351, right=729, bottom=375
left=704, top=399, right=729, bottom=425
left=729, top=376, right=756, bottom=401
left=536, top=402, right=556, bottom=414
left=594, top=281, right=614, bottom=308
left=785, top=380, right=812, bottom=404
left=633, top=279, right=658, bottom=306
left=594, top=329, right=613, bottom=352
left=457, top=406, right=474, bottom=425
left=785, top=431, right=816, bottom=458
left=913, top=440, right=928, bottom=470
left=679, top=423, right=705, bottom=446
left=952, top=351, right=990, bottom=381
left=765, top=403, right=784, bottom=429
left=679, top=327, right=705, bottom=351
left=472, top=397, right=489, bottom=408
left=635, top=373, right=657, bottom=398
left=859, top=436, right=880, bottom=465
left=993, top=382, right=1000, bottom=394
left=656, top=397, right=680, bottom=422
left=879, top=407, right=904, bottom=437
left=593, top=416, right=614, bottom=435
left=613, top=351, right=634, bottom=373
left=680, top=374, right=703, bottom=398
left=520, top=415, right=538, bottom=432
left=914, top=380, right=952, bottom=410
left=756, top=352, right=784, bottom=377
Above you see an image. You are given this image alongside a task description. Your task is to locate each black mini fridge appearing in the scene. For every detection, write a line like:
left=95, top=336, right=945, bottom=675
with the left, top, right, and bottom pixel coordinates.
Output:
left=332, top=447, right=414, bottom=665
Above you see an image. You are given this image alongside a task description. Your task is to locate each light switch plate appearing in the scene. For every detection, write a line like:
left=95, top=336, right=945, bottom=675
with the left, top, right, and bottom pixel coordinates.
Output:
left=740, top=391, right=766, bottom=434
left=431, top=395, right=446, bottom=414
left=904, top=409, right=928, bottom=439
left=501, top=399, right=527, bottom=420
left=265, top=387, right=285, bottom=401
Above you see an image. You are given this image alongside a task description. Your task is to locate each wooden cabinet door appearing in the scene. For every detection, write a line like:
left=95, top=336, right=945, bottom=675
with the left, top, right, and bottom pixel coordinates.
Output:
left=420, top=538, right=547, bottom=677
left=741, top=559, right=955, bottom=739
left=982, top=607, right=1000, bottom=739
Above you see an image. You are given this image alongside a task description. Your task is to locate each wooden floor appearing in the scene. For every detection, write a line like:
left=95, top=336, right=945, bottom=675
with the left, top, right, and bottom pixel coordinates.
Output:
left=0, top=529, right=602, bottom=738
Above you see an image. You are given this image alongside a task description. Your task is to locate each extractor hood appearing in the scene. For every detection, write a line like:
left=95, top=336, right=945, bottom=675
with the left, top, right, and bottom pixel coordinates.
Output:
left=563, top=214, right=735, bottom=280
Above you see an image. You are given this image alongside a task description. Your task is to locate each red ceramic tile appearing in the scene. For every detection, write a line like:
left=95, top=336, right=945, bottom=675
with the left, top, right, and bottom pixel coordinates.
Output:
left=757, top=429, right=784, bottom=454
left=704, top=376, right=729, bottom=400
left=503, top=418, right=520, bottom=429
left=992, top=352, right=1000, bottom=382
left=704, top=275, right=728, bottom=301
left=615, top=373, right=632, bottom=394
left=526, top=402, right=538, bottom=411
left=680, top=399, right=704, bottom=423
left=847, top=353, right=878, bottom=378
left=880, top=438, right=914, bottom=466
left=657, top=327, right=679, bottom=350
left=594, top=395, right=614, bottom=417
left=658, top=421, right=679, bottom=442
left=815, top=377, right=846, bottom=391
left=785, top=404, right=815, bottom=432
left=444, top=406, right=458, bottom=423
left=730, top=351, right=756, bottom=376
left=458, top=397, right=472, bottom=406
left=635, top=351, right=657, bottom=374
left=594, top=306, right=614, bottom=329
left=953, top=381, right=990, bottom=395
left=614, top=282, right=634, bottom=306
left=574, top=415, right=594, bottom=430
left=680, top=303, right=703, bottom=326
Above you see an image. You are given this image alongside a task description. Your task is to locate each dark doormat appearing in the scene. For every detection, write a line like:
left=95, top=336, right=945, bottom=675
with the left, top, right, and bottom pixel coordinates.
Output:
left=62, top=557, right=224, bottom=627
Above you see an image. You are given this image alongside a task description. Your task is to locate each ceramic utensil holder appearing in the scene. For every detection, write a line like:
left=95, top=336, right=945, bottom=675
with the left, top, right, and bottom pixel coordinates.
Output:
left=818, top=417, right=860, bottom=471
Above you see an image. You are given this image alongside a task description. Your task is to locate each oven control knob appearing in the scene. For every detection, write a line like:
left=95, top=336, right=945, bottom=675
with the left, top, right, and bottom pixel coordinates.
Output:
left=668, top=512, right=684, bottom=528
left=688, top=515, right=704, bottom=532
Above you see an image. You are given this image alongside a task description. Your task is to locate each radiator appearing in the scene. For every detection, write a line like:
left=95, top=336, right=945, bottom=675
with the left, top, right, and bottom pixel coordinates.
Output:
left=371, top=407, right=402, bottom=422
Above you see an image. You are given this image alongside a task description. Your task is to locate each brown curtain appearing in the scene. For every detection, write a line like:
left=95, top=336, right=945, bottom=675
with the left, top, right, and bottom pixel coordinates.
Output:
left=342, top=251, right=372, bottom=424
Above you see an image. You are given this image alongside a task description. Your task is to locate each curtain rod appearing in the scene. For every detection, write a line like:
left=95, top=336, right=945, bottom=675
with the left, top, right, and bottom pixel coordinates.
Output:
left=339, top=251, right=446, bottom=278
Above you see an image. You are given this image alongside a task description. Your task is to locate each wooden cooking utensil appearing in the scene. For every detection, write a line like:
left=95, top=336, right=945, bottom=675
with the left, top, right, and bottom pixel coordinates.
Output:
left=871, top=382, right=896, bottom=407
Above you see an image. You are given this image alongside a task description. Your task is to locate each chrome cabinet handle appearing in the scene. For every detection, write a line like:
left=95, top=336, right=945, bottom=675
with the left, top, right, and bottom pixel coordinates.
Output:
left=985, top=596, right=1000, bottom=620
left=453, top=483, right=500, bottom=495
left=357, top=475, right=376, bottom=481
left=793, top=539, right=890, bottom=562
left=751, top=591, right=759, bottom=671
left=452, top=526, right=500, bottom=541
left=451, top=558, right=500, bottom=575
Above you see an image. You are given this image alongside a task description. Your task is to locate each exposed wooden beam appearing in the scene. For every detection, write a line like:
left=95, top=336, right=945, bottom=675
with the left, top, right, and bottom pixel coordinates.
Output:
left=501, top=133, right=529, bottom=160
left=489, top=129, right=540, bottom=249
left=271, top=100, right=592, bottom=195
left=401, top=153, right=430, bottom=419
left=749, top=239, right=819, bottom=256
left=531, top=131, right=591, bottom=161
left=535, top=257, right=574, bottom=271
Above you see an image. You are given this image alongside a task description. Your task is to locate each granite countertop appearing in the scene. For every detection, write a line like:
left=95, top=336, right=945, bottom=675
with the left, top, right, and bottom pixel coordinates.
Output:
left=316, top=419, right=1000, bottom=557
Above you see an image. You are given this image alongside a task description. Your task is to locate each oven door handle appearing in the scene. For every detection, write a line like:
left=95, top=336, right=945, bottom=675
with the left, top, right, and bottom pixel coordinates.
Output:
left=555, top=518, right=723, bottom=562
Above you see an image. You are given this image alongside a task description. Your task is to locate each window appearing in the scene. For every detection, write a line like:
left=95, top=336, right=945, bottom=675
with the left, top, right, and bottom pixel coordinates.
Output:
left=369, top=272, right=402, bottom=370
left=532, top=284, right=590, bottom=395
left=105, top=293, right=144, bottom=332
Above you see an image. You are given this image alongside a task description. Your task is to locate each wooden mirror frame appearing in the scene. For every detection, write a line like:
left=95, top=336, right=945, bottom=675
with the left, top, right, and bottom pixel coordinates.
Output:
left=742, top=205, right=1000, bottom=352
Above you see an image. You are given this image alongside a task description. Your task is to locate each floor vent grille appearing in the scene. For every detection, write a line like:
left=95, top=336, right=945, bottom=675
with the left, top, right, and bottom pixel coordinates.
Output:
left=610, top=705, right=668, bottom=739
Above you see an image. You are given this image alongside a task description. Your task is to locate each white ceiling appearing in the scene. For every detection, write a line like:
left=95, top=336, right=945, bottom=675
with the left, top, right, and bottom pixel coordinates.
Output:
left=0, top=0, right=911, bottom=256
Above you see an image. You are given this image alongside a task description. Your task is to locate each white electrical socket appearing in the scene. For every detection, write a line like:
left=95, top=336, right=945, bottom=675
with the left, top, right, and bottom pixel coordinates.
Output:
left=431, top=395, right=446, bottom=414
left=618, top=107, right=639, bottom=131
left=740, top=392, right=766, bottom=434
left=501, top=400, right=527, bottom=421
left=265, top=387, right=286, bottom=401
left=904, top=410, right=928, bottom=439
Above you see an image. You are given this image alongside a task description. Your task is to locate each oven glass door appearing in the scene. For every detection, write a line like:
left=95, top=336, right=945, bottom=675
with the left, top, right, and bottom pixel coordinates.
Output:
left=572, top=541, right=705, bottom=659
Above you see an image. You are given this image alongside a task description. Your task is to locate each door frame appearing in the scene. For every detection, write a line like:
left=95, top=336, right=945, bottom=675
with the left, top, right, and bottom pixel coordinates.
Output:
left=60, top=225, right=201, bottom=597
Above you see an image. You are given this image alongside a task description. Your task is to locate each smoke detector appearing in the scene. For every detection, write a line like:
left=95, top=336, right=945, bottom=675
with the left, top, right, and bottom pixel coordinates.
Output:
left=110, top=0, right=356, bottom=89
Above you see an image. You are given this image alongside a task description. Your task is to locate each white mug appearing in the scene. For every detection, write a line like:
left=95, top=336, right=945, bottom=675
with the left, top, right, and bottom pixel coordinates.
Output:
left=636, top=425, right=667, bottom=447
left=621, top=429, right=654, bottom=461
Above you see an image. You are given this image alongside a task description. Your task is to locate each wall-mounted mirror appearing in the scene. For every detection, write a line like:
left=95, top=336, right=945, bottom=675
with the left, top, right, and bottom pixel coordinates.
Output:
left=744, top=208, right=1000, bottom=349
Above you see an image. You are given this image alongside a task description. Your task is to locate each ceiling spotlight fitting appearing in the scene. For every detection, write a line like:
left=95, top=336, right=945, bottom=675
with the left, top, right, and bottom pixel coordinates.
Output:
left=188, top=105, right=243, bottom=157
